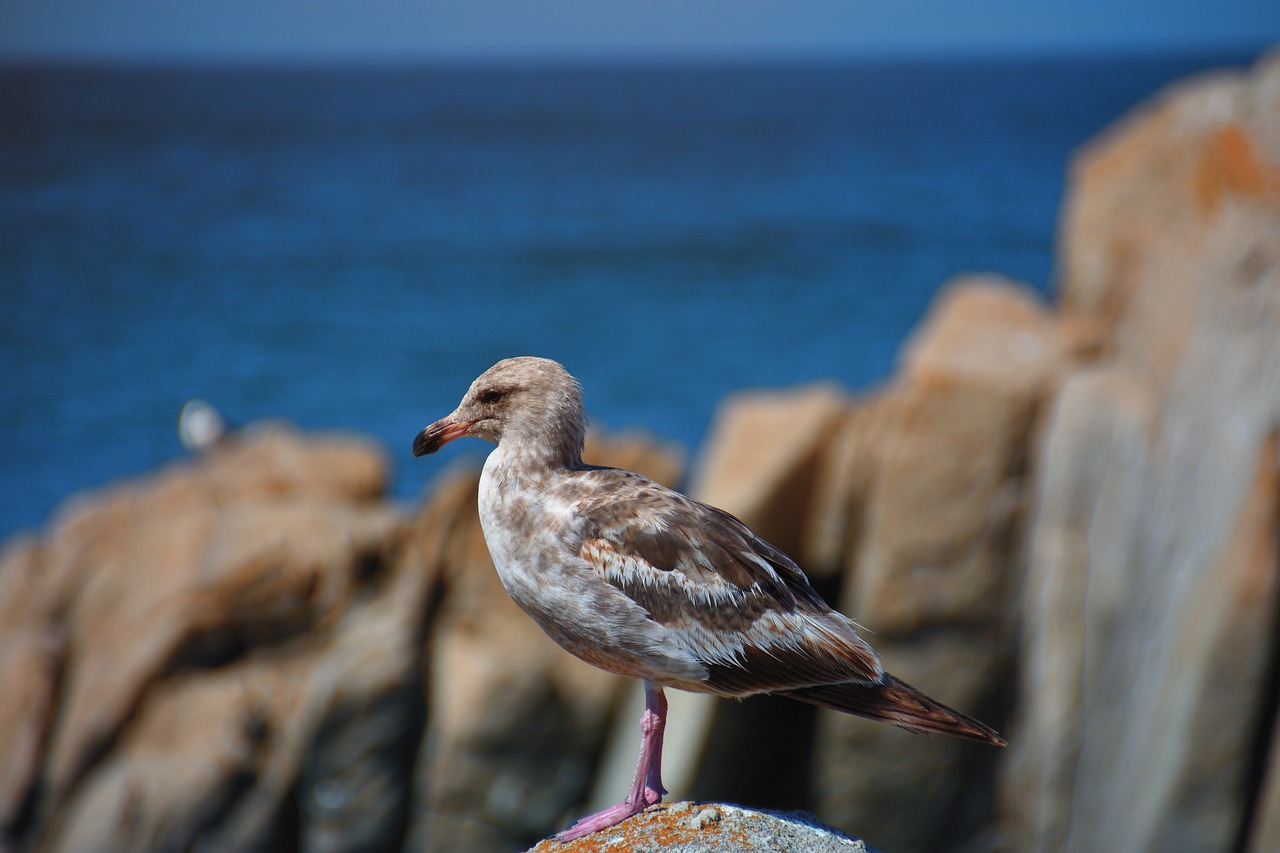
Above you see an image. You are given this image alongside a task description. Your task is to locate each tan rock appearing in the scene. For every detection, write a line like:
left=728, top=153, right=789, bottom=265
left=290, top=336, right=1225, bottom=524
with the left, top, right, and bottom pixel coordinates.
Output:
left=1001, top=368, right=1157, bottom=852
left=1150, top=430, right=1280, bottom=851
left=1005, top=49, right=1280, bottom=853
left=662, top=386, right=857, bottom=828
left=42, top=529, right=431, bottom=853
left=815, top=633, right=1003, bottom=851
left=41, top=666, right=275, bottom=853
left=1008, top=376, right=1280, bottom=852
left=42, top=495, right=400, bottom=807
left=852, top=275, right=1061, bottom=634
left=585, top=428, right=685, bottom=490
left=0, top=540, right=59, bottom=832
left=901, top=273, right=1066, bottom=394
left=801, top=390, right=895, bottom=578
left=813, top=276, right=1060, bottom=851
left=803, top=275, right=1064, bottom=589
left=1250, top=701, right=1280, bottom=853
left=189, top=421, right=389, bottom=505
left=1060, top=49, right=1280, bottom=364
left=0, top=424, right=421, bottom=852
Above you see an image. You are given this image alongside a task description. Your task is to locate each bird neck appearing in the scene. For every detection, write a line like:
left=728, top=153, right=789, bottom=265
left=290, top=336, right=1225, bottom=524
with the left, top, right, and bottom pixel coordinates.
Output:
left=496, top=420, right=586, bottom=472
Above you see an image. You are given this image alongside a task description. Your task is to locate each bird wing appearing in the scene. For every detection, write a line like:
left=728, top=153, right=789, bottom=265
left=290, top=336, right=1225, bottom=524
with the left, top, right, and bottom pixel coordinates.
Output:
left=568, top=467, right=883, bottom=696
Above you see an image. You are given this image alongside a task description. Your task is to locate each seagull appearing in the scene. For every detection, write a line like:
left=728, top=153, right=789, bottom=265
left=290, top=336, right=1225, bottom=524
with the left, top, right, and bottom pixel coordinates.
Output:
left=177, top=398, right=229, bottom=452
left=413, top=356, right=1004, bottom=842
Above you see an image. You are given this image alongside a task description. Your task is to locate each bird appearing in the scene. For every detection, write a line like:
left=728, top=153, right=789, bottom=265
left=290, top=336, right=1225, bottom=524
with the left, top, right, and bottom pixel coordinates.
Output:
left=177, top=398, right=229, bottom=453
left=412, top=356, right=1004, bottom=842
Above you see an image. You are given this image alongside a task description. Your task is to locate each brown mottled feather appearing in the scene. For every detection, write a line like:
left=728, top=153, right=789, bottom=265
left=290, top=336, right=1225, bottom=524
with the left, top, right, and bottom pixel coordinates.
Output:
left=572, top=466, right=884, bottom=692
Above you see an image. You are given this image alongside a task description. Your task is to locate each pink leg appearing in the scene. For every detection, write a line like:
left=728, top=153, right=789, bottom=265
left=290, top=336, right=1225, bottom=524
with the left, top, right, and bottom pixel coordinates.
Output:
left=554, top=682, right=669, bottom=842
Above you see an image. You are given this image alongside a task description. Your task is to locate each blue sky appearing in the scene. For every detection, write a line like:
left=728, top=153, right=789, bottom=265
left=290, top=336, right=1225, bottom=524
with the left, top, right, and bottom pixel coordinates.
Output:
left=2, top=0, right=1277, bottom=61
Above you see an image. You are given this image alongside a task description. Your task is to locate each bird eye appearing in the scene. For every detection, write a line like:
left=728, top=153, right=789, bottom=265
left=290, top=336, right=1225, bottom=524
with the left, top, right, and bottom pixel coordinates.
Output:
left=479, top=389, right=504, bottom=404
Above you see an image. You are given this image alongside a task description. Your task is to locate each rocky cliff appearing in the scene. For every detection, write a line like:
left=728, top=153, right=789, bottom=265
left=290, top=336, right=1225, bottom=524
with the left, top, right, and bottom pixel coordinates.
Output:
left=2, top=49, right=1278, bottom=853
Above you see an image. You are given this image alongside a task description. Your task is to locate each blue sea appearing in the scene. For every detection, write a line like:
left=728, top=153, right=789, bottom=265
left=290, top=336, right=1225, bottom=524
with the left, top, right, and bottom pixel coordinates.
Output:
left=0, top=51, right=1259, bottom=539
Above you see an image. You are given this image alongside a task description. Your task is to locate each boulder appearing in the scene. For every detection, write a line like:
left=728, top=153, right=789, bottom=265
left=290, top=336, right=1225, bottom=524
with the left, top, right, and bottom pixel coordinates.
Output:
left=1004, top=49, right=1280, bottom=853
left=0, top=538, right=58, bottom=834
left=0, top=420, right=686, bottom=853
left=853, top=274, right=1063, bottom=634
left=801, top=390, right=896, bottom=578
left=813, top=275, right=1062, bottom=852
left=0, top=425, right=425, bottom=853
left=1250, top=702, right=1280, bottom=853
left=999, top=368, right=1157, bottom=852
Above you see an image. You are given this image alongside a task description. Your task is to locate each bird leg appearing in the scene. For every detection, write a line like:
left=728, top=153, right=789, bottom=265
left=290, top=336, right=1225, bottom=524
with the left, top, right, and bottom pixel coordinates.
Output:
left=554, top=682, right=668, bottom=842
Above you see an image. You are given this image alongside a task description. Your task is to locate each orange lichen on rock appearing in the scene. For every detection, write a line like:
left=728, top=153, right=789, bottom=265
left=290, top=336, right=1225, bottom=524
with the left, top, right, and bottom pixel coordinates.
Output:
left=527, top=804, right=747, bottom=853
left=527, top=802, right=875, bottom=853
left=1195, top=124, right=1280, bottom=214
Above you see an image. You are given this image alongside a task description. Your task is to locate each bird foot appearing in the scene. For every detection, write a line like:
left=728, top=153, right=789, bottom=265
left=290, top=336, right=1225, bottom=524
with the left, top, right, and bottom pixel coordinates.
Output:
left=553, top=789, right=663, bottom=843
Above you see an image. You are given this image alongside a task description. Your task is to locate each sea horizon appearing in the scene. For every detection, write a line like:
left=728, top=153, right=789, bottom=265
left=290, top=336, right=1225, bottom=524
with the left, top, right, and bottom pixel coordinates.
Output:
left=0, top=40, right=1266, bottom=68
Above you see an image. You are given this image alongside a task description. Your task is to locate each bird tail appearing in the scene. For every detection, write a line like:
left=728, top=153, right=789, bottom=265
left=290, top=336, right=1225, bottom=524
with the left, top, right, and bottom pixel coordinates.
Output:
left=780, top=674, right=1006, bottom=746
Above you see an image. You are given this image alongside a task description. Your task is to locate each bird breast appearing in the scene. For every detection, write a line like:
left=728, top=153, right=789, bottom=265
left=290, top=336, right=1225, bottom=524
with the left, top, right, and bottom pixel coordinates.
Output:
left=477, top=449, right=707, bottom=685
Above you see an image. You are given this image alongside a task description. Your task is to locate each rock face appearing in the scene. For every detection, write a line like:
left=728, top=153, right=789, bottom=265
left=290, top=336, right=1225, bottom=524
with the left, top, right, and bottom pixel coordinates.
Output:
left=0, top=424, right=424, bottom=853
left=1004, top=49, right=1280, bottom=853
left=811, top=276, right=1060, bottom=852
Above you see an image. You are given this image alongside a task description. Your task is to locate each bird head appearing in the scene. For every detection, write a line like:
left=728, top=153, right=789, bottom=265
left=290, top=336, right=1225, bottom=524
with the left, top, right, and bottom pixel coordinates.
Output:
left=412, top=356, right=587, bottom=463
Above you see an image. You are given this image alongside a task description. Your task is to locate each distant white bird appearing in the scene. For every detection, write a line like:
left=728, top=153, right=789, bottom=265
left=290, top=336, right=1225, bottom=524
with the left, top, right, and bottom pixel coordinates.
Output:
left=414, top=357, right=1004, bottom=842
left=178, top=398, right=228, bottom=452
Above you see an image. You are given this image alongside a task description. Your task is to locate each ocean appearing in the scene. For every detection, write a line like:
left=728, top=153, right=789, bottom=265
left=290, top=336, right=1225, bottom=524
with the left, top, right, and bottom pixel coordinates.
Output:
left=0, top=51, right=1258, bottom=539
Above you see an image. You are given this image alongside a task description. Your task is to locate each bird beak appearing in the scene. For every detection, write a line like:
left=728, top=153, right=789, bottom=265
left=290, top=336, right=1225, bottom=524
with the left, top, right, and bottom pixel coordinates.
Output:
left=412, top=417, right=475, bottom=457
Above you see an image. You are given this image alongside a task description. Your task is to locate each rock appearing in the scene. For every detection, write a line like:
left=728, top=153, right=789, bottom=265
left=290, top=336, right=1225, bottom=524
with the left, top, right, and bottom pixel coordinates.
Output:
left=1060, top=50, right=1280, bottom=358
left=0, top=420, right=683, bottom=853
left=1250, top=702, right=1280, bottom=853
left=853, top=274, right=1062, bottom=634
left=999, top=369, right=1154, bottom=852
left=1004, top=49, right=1280, bottom=853
left=0, top=424, right=427, bottom=853
left=41, top=492, right=401, bottom=811
left=526, top=802, right=882, bottom=853
left=636, top=278, right=1061, bottom=850
left=584, top=429, right=686, bottom=489
left=0, top=538, right=59, bottom=835
left=812, top=276, right=1060, bottom=852
left=801, top=391, right=896, bottom=578
left=901, top=275, right=1068, bottom=395
left=405, top=431, right=685, bottom=853
left=42, top=550, right=430, bottom=853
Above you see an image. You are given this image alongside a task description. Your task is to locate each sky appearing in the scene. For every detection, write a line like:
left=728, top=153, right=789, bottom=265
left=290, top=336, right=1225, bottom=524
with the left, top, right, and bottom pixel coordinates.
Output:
left=2, top=0, right=1277, bottom=62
